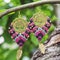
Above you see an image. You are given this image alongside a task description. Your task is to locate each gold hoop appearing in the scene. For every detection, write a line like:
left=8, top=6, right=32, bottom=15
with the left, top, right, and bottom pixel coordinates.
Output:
left=12, top=17, right=28, bottom=33
left=32, top=12, right=48, bottom=27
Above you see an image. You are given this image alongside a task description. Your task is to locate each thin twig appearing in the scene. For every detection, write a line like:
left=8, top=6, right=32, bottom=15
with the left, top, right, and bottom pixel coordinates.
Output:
left=0, top=0, right=60, bottom=18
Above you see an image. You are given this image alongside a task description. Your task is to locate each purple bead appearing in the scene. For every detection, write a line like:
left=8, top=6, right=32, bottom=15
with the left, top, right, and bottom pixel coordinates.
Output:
left=15, top=37, right=20, bottom=43
left=40, top=30, right=45, bottom=36
left=38, top=36, right=42, bottom=40
left=35, top=30, right=40, bottom=36
left=12, top=32, right=18, bottom=39
left=10, top=28, right=14, bottom=32
left=19, top=35, right=26, bottom=42
left=33, top=26, right=38, bottom=32
left=42, top=26, right=48, bottom=32
left=19, top=43, right=23, bottom=46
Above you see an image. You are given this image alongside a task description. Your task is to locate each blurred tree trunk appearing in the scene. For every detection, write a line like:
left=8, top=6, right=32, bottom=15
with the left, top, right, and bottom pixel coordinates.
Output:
left=31, top=1, right=60, bottom=60
left=54, top=4, right=60, bottom=27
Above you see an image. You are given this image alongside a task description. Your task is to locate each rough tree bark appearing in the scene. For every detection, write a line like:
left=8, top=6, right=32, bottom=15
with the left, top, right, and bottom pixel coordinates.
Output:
left=31, top=3, right=60, bottom=60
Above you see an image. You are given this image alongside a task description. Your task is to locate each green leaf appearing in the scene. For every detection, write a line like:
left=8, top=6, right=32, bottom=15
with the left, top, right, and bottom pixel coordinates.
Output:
left=0, top=9, right=6, bottom=13
left=30, top=33, right=39, bottom=46
left=51, top=15, right=57, bottom=22
left=8, top=12, right=15, bottom=15
left=5, top=50, right=17, bottom=60
left=0, top=15, right=8, bottom=29
left=40, top=34, right=48, bottom=43
left=48, top=25, right=55, bottom=34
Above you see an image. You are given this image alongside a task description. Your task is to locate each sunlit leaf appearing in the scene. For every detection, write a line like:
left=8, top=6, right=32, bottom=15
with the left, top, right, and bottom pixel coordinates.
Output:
left=30, top=33, right=39, bottom=46
left=6, top=50, right=17, bottom=60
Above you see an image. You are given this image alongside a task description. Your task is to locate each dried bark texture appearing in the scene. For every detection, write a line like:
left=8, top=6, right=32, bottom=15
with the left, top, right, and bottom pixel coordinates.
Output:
left=31, top=27, right=60, bottom=60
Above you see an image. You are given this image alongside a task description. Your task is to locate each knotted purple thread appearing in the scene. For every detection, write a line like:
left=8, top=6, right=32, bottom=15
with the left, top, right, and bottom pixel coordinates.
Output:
left=8, top=18, right=51, bottom=46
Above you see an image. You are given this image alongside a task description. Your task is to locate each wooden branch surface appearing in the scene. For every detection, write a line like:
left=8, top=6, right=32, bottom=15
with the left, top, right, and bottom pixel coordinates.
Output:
left=0, top=0, right=60, bottom=18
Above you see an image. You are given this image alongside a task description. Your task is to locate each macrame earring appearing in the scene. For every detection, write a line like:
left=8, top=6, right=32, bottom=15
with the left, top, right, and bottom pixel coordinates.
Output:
left=30, top=12, right=51, bottom=54
left=8, top=17, right=31, bottom=60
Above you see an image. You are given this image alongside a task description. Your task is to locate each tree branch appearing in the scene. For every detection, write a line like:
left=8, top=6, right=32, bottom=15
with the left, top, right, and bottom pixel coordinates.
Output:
left=0, top=0, right=60, bottom=18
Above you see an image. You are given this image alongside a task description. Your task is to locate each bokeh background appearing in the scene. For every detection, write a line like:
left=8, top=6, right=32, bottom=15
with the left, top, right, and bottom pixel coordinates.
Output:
left=0, top=0, right=57, bottom=60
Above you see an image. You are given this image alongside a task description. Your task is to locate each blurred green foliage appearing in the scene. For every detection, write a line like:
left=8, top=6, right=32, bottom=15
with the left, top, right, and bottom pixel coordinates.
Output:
left=0, top=0, right=57, bottom=60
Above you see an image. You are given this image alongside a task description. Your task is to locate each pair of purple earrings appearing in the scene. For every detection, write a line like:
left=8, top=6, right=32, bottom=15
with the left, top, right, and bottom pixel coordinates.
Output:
left=8, top=17, right=51, bottom=47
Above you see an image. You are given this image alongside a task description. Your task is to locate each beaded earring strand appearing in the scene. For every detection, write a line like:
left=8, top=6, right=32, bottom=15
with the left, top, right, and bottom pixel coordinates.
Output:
left=8, top=17, right=31, bottom=60
left=29, top=12, right=51, bottom=54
